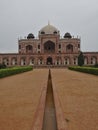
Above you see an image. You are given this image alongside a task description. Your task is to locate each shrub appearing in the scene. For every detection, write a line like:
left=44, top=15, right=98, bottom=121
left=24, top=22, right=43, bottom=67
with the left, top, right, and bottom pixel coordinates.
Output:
left=68, top=66, right=98, bottom=75
left=0, top=66, right=33, bottom=78
left=94, top=63, right=98, bottom=68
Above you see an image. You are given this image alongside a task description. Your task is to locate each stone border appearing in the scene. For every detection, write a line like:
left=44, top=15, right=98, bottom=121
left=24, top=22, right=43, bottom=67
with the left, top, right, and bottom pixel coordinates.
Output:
left=31, top=81, right=48, bottom=130
left=51, top=73, right=68, bottom=130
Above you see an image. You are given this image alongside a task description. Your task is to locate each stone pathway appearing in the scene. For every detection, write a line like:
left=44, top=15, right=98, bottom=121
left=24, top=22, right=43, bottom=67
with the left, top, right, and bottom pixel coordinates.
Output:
left=0, top=69, right=48, bottom=130
left=51, top=69, right=98, bottom=130
left=0, top=68, right=98, bottom=130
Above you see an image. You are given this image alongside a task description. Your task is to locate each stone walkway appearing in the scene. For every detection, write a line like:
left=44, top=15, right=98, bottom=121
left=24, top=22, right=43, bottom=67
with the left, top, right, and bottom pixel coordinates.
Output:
left=0, top=68, right=98, bottom=130
left=0, top=69, right=48, bottom=130
left=51, top=69, right=98, bottom=130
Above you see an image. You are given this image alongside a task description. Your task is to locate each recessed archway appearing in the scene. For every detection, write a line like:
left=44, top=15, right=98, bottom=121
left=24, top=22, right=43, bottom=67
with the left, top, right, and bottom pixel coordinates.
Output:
left=66, top=44, right=73, bottom=53
left=44, top=41, right=55, bottom=53
left=26, top=45, right=33, bottom=53
left=47, top=57, right=53, bottom=65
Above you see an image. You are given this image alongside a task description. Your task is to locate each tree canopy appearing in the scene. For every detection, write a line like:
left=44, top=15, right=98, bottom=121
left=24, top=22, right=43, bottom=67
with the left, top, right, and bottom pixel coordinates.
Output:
left=78, top=51, right=84, bottom=66
left=0, top=63, right=7, bottom=69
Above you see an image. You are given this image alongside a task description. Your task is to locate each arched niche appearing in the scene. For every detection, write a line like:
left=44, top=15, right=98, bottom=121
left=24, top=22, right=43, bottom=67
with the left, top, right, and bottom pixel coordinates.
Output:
left=44, top=40, right=55, bottom=53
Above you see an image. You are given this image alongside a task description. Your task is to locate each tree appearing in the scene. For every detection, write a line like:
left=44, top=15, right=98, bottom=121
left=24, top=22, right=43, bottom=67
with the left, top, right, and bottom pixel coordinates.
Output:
left=0, top=62, right=7, bottom=69
left=94, top=63, right=98, bottom=68
left=78, top=51, right=84, bottom=66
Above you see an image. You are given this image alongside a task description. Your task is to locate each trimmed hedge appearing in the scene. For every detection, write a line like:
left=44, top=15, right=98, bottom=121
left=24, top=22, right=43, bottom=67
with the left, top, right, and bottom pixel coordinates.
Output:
left=0, top=66, right=33, bottom=78
left=68, top=66, right=98, bottom=75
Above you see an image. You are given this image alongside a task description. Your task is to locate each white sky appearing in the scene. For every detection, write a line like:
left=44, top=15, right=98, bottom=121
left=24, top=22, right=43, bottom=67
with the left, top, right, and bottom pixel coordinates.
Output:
left=0, top=0, right=98, bottom=53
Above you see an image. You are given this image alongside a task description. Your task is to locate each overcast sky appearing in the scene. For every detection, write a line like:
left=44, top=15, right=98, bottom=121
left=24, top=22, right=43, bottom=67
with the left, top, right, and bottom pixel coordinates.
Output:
left=0, top=0, right=98, bottom=53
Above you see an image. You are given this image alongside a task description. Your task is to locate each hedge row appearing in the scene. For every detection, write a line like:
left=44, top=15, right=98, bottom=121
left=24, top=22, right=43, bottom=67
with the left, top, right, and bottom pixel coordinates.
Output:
left=68, top=66, right=98, bottom=75
left=0, top=66, right=33, bottom=78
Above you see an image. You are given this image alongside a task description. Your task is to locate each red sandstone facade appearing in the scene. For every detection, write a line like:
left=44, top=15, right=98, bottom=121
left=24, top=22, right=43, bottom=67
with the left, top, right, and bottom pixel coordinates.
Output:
left=0, top=23, right=98, bottom=67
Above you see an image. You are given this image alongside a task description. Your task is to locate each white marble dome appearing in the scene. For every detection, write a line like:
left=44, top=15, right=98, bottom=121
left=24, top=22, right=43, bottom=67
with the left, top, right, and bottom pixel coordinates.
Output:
left=39, top=23, right=60, bottom=35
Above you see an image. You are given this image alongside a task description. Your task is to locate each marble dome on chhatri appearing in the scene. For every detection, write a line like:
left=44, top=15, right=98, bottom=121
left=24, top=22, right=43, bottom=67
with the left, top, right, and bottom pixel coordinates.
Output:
left=0, top=22, right=98, bottom=67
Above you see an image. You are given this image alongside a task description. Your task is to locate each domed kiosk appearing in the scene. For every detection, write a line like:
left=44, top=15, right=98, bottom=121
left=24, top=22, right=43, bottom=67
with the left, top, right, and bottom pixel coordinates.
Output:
left=64, top=32, right=72, bottom=38
left=27, top=33, right=35, bottom=39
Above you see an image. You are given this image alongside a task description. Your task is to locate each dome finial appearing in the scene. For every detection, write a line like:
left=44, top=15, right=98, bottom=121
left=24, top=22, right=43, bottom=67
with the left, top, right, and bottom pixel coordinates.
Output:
left=48, top=20, right=50, bottom=25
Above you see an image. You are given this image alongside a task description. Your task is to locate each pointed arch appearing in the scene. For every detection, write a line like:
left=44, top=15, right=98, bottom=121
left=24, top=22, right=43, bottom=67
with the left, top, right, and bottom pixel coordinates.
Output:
left=3, top=58, right=9, bottom=65
left=26, top=45, right=33, bottom=53
left=66, top=44, right=73, bottom=53
left=11, top=57, right=17, bottom=65
left=91, top=56, right=97, bottom=65
left=44, top=40, right=55, bottom=53
left=29, top=57, right=35, bottom=65
left=64, top=57, right=70, bottom=65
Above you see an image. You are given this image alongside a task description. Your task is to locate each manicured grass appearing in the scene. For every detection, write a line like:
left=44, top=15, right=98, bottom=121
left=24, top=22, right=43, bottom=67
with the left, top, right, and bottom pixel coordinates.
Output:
left=0, top=66, right=33, bottom=78
left=68, top=66, right=98, bottom=75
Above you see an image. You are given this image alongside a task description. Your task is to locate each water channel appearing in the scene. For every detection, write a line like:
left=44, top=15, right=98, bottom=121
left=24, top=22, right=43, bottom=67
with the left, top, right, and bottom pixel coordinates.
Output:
left=42, top=69, right=57, bottom=130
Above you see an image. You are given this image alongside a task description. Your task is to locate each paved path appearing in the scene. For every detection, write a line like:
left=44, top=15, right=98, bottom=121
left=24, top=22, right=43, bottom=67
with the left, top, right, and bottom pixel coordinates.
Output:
left=0, top=68, right=98, bottom=130
left=0, top=69, right=48, bottom=130
left=51, top=69, right=98, bottom=130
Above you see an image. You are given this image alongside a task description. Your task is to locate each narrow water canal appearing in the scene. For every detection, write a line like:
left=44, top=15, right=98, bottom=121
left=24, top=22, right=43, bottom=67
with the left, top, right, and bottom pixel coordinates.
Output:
left=42, top=69, right=57, bottom=130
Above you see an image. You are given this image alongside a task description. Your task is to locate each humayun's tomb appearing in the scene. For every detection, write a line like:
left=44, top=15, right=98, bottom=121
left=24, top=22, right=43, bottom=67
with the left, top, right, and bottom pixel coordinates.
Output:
left=0, top=23, right=98, bottom=67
